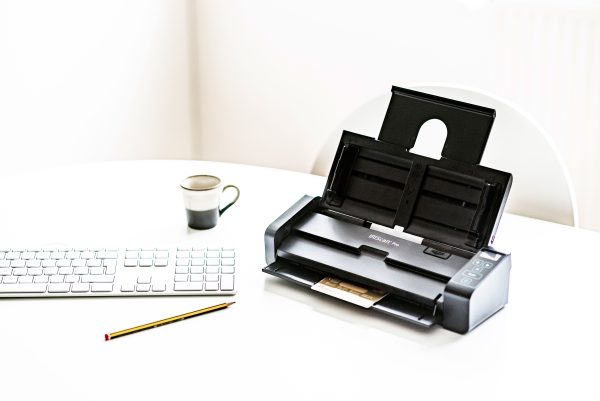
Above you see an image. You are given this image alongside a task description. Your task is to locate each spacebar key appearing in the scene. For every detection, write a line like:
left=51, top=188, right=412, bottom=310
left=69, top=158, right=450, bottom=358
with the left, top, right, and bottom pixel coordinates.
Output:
left=174, top=282, right=204, bottom=291
left=0, top=284, right=47, bottom=293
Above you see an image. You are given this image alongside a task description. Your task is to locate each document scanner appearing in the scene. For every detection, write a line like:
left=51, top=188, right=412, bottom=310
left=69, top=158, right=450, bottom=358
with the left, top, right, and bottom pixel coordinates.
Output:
left=263, top=86, right=513, bottom=333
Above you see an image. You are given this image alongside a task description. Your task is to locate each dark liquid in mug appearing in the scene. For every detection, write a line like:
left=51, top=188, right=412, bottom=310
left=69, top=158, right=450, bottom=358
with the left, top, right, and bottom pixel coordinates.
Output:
left=186, top=208, right=219, bottom=230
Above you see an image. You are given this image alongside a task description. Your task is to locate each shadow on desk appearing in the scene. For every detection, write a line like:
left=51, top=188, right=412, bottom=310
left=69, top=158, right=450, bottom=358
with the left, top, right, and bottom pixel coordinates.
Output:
left=263, top=277, right=461, bottom=347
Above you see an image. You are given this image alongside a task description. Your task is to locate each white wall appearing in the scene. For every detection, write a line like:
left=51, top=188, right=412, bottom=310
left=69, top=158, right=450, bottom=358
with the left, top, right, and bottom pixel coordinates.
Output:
left=0, top=0, right=195, bottom=176
left=194, top=0, right=600, bottom=231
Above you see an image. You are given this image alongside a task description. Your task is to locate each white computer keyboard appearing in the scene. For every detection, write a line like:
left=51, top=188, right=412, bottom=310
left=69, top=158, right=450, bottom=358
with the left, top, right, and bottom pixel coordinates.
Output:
left=0, top=246, right=236, bottom=297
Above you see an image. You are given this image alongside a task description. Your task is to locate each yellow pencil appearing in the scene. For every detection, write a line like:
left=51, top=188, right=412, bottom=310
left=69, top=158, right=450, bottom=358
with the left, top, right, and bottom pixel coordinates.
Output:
left=104, top=301, right=235, bottom=341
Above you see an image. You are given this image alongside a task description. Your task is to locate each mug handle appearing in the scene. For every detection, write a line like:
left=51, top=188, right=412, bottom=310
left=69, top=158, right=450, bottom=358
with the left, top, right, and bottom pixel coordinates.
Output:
left=219, top=185, right=240, bottom=216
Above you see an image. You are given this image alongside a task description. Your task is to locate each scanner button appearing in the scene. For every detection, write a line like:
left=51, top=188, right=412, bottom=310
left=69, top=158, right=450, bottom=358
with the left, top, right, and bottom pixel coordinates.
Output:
left=483, top=262, right=493, bottom=269
left=472, top=266, right=484, bottom=273
left=463, top=271, right=482, bottom=279
left=424, top=247, right=450, bottom=259
left=460, top=277, right=473, bottom=285
left=473, top=259, right=482, bottom=265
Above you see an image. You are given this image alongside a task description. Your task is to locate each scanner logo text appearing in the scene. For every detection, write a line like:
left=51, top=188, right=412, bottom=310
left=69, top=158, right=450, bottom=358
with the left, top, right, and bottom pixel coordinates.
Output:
left=368, top=234, right=400, bottom=247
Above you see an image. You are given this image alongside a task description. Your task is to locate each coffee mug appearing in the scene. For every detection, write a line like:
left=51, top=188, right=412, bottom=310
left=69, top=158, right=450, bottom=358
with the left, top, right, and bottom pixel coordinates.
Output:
left=180, top=175, right=240, bottom=229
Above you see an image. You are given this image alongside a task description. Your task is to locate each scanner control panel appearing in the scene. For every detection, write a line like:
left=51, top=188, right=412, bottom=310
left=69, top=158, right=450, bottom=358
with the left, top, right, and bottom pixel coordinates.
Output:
left=451, top=249, right=505, bottom=289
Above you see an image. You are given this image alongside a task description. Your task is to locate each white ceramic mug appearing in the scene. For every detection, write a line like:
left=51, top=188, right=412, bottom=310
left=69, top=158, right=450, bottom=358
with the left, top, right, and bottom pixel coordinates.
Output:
left=180, top=175, right=240, bottom=229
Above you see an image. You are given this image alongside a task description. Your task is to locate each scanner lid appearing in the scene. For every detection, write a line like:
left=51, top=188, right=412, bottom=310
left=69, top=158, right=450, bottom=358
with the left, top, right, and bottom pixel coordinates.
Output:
left=321, top=86, right=512, bottom=253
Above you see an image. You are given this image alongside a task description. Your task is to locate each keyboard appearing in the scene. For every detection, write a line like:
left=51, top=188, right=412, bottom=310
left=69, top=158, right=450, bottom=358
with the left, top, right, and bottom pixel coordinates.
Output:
left=0, top=246, right=236, bottom=297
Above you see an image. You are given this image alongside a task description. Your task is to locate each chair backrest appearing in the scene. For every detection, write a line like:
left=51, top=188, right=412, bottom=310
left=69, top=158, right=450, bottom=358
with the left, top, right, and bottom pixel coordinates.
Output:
left=312, top=83, right=578, bottom=227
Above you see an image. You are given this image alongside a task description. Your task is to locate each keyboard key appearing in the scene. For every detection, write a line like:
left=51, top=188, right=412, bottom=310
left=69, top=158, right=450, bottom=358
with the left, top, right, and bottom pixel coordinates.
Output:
left=6, top=252, right=20, bottom=260
left=175, top=267, right=189, bottom=274
left=140, top=251, right=154, bottom=259
left=120, top=284, right=135, bottom=292
left=0, top=252, right=4, bottom=259
left=21, top=252, right=35, bottom=260
left=71, top=283, right=90, bottom=293
left=26, top=260, right=41, bottom=268
left=136, top=284, right=150, bottom=292
left=205, top=274, right=219, bottom=282
left=205, top=266, right=220, bottom=274
left=125, top=251, right=139, bottom=259
left=0, top=283, right=47, bottom=293
left=174, top=274, right=188, bottom=282
left=34, top=276, right=49, bottom=283
left=66, top=251, right=80, bottom=259
left=36, top=252, right=51, bottom=260
left=90, top=266, right=104, bottom=275
left=155, top=251, right=169, bottom=259
left=154, top=259, right=168, bottom=267
left=59, top=266, right=74, bottom=275
left=139, top=259, right=153, bottom=267
left=190, top=266, right=204, bottom=274
left=42, top=260, right=56, bottom=268
left=174, top=282, right=203, bottom=291
left=48, top=283, right=71, bottom=293
left=91, top=283, right=113, bottom=292
left=97, top=251, right=117, bottom=259
left=56, top=260, right=71, bottom=267
left=72, top=259, right=86, bottom=268
left=205, top=282, right=219, bottom=291
left=191, top=259, right=205, bottom=266
left=28, top=267, right=43, bottom=276
left=87, top=259, right=102, bottom=267
left=13, top=268, right=27, bottom=276
left=51, top=252, right=66, bottom=260
left=0, top=268, right=11, bottom=275
left=177, top=247, right=191, bottom=251
left=3, top=276, right=18, bottom=284
left=152, top=284, right=166, bottom=292
left=191, top=251, right=205, bottom=258
left=176, top=259, right=190, bottom=267
left=0, top=261, right=10, bottom=268
left=11, top=260, right=26, bottom=268
left=190, top=274, right=204, bottom=282
left=206, top=251, right=220, bottom=258
left=44, top=267, right=58, bottom=275
left=221, top=251, right=235, bottom=258
left=176, top=251, right=190, bottom=259
left=50, top=276, right=64, bottom=283
left=137, top=276, right=151, bottom=284
left=81, top=275, right=114, bottom=283
left=74, top=266, right=88, bottom=275
left=220, top=275, right=234, bottom=291
left=105, top=265, right=116, bottom=275
left=206, top=259, right=220, bottom=267
left=65, top=275, right=79, bottom=283
left=221, top=266, right=235, bottom=274
left=222, top=259, right=235, bottom=266
left=81, top=251, right=95, bottom=259
left=19, top=276, right=34, bottom=284
left=124, top=259, right=137, bottom=267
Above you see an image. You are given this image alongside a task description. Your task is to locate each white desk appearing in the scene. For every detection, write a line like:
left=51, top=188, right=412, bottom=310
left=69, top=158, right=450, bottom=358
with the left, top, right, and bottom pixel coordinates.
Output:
left=0, top=160, right=598, bottom=400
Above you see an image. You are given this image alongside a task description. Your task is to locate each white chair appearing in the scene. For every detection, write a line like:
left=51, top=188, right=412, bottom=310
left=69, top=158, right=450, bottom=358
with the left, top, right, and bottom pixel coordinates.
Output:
left=312, top=83, right=578, bottom=227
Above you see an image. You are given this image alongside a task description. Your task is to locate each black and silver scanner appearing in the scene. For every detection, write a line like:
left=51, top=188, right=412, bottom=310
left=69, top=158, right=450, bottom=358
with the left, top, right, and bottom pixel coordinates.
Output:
left=263, top=86, right=513, bottom=334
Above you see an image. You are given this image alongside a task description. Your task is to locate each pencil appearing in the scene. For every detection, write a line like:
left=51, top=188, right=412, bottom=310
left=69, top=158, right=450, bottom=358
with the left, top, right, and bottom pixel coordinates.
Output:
left=104, top=301, right=235, bottom=341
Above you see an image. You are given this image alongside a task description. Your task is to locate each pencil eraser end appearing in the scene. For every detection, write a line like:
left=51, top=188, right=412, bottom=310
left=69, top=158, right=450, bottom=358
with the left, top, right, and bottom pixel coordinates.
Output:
left=104, top=334, right=110, bottom=341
